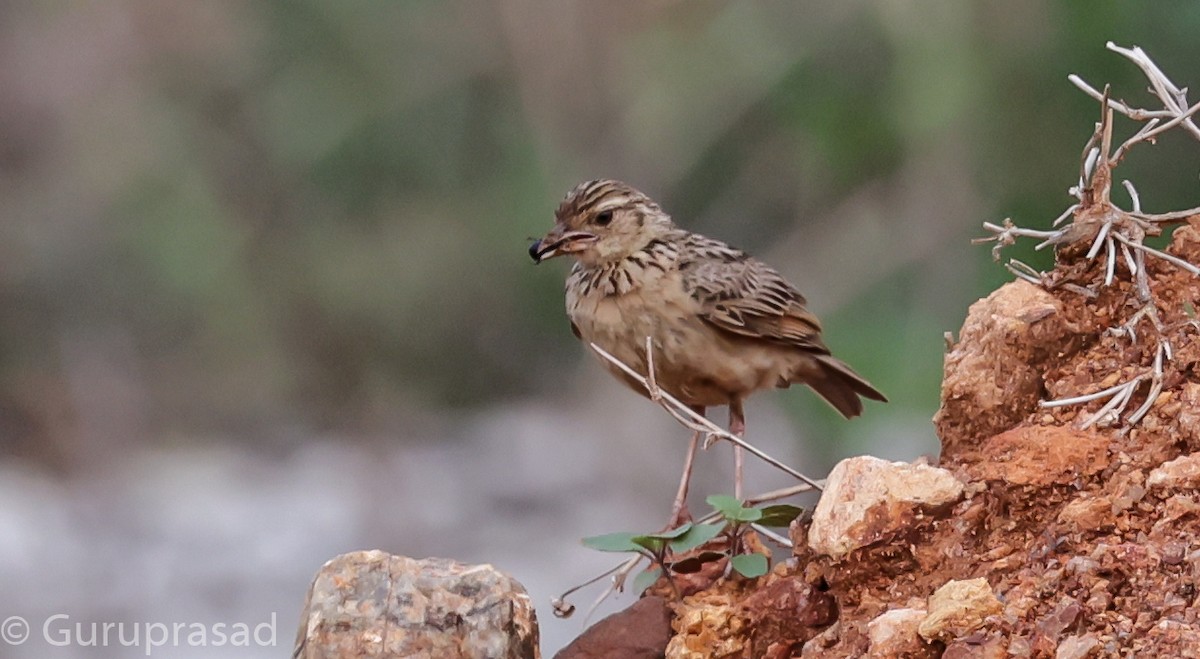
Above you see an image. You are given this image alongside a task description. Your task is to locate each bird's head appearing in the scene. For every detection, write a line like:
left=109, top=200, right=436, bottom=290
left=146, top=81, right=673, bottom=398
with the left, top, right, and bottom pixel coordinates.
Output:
left=530, top=179, right=674, bottom=267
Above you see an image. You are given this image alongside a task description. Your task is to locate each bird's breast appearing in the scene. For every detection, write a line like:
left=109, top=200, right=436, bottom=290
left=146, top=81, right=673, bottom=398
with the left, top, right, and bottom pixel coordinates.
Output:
left=567, top=280, right=691, bottom=372
left=565, top=275, right=788, bottom=407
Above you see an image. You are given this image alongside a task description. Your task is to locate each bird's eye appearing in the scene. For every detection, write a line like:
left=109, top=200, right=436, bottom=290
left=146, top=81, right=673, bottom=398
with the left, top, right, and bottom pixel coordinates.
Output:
left=594, top=210, right=613, bottom=226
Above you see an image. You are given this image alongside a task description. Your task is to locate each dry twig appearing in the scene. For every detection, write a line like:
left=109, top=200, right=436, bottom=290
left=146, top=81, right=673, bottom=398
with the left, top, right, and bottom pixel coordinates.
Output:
left=979, top=43, right=1200, bottom=431
left=589, top=341, right=825, bottom=491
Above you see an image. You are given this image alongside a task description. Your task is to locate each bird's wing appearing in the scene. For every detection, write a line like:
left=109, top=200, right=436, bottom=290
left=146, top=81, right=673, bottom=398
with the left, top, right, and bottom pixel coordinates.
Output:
left=680, top=234, right=830, bottom=353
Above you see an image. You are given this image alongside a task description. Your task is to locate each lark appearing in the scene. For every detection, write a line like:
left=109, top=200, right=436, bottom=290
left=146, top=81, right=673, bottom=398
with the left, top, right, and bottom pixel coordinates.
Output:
left=530, top=179, right=886, bottom=523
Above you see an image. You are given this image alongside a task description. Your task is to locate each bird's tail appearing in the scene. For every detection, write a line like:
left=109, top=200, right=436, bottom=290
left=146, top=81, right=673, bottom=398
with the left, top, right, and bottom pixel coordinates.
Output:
left=804, top=355, right=888, bottom=419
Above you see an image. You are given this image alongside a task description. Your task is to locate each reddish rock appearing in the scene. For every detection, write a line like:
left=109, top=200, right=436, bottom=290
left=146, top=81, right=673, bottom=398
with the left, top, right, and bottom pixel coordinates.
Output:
left=935, top=281, right=1077, bottom=454
left=968, top=425, right=1108, bottom=486
left=1031, top=597, right=1082, bottom=655
left=555, top=596, right=672, bottom=659
left=1056, top=495, right=1114, bottom=531
left=739, top=578, right=837, bottom=656
left=1054, top=633, right=1101, bottom=659
left=1147, top=453, right=1200, bottom=490
left=943, top=633, right=1007, bottom=659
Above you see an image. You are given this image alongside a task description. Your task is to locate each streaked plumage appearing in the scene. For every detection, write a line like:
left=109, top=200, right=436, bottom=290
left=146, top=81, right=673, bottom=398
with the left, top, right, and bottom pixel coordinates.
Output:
left=531, top=179, right=885, bottom=518
left=534, top=179, right=885, bottom=417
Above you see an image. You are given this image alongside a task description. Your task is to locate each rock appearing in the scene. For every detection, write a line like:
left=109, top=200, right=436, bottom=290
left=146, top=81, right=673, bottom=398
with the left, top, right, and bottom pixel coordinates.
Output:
left=1031, top=596, right=1082, bottom=655
left=294, top=550, right=538, bottom=659
left=555, top=596, right=671, bottom=659
left=866, top=608, right=929, bottom=658
left=666, top=593, right=747, bottom=659
left=1175, top=383, right=1200, bottom=445
left=917, top=578, right=1003, bottom=641
left=1152, top=494, right=1200, bottom=533
left=935, top=280, right=1076, bottom=454
left=1055, top=633, right=1101, bottom=659
left=808, top=456, right=964, bottom=558
left=799, top=621, right=840, bottom=657
left=1056, top=495, right=1114, bottom=532
left=1168, top=217, right=1200, bottom=262
left=1108, top=468, right=1146, bottom=513
left=1147, top=453, right=1200, bottom=490
left=968, top=425, right=1108, bottom=487
left=1142, top=619, right=1200, bottom=655
left=739, top=578, right=837, bottom=656
left=943, top=634, right=1007, bottom=659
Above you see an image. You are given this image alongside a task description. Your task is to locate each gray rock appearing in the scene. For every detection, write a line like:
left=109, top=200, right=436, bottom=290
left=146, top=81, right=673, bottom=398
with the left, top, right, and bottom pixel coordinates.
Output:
left=294, top=550, right=538, bottom=658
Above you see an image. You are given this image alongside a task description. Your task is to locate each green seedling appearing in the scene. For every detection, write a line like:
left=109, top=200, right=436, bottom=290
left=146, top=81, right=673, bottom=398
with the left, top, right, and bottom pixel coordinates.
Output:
left=581, top=497, right=804, bottom=593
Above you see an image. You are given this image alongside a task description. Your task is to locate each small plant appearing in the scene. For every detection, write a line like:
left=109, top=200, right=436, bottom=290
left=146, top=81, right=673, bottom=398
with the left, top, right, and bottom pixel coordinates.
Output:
left=704, top=494, right=804, bottom=579
left=582, top=522, right=724, bottom=596
left=577, top=496, right=804, bottom=600
left=552, top=339, right=818, bottom=619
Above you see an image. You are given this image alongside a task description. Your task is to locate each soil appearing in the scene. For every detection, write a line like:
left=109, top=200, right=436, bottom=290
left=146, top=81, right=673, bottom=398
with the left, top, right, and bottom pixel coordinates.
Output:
left=650, top=216, right=1200, bottom=657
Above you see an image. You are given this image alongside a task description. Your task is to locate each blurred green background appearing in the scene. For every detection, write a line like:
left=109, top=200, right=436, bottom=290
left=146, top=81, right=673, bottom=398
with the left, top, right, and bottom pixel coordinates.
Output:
left=1, top=1, right=1198, bottom=654
left=3, top=1, right=1199, bottom=462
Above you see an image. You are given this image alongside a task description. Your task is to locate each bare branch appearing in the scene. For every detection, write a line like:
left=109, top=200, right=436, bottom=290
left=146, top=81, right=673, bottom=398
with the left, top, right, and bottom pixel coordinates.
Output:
left=589, top=341, right=824, bottom=491
left=1040, top=379, right=1146, bottom=408
left=1106, top=42, right=1200, bottom=141
left=750, top=524, right=793, bottom=548
left=1052, top=204, right=1080, bottom=227
left=1113, top=232, right=1200, bottom=276
left=990, top=44, right=1200, bottom=434
left=1129, top=206, right=1200, bottom=223
left=1068, top=74, right=1176, bottom=121
left=1104, top=235, right=1116, bottom=286
left=1122, top=180, right=1141, bottom=213
left=1079, top=376, right=1144, bottom=429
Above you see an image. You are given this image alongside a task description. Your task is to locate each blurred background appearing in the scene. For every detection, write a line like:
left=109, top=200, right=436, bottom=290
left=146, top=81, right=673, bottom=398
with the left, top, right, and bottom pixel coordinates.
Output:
left=1, top=1, right=1198, bottom=656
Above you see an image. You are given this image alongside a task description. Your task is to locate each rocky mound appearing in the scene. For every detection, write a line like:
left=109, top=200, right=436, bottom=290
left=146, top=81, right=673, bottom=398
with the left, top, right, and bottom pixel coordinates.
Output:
left=633, top=218, right=1200, bottom=658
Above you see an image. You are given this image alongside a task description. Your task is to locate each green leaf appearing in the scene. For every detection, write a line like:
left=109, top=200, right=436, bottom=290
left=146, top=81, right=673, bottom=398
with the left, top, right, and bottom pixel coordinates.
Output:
left=632, top=566, right=663, bottom=594
left=730, top=553, right=769, bottom=578
left=706, top=494, right=742, bottom=516
left=581, top=532, right=642, bottom=553
left=668, top=522, right=724, bottom=553
left=1186, top=301, right=1197, bottom=319
left=630, top=534, right=668, bottom=553
left=626, top=522, right=695, bottom=553
left=755, top=504, right=805, bottom=527
left=647, top=522, right=694, bottom=540
left=706, top=494, right=762, bottom=522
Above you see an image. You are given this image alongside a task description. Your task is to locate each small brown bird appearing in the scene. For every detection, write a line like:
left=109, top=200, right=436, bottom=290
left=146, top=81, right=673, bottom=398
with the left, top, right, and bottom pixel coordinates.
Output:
left=531, top=179, right=885, bottom=524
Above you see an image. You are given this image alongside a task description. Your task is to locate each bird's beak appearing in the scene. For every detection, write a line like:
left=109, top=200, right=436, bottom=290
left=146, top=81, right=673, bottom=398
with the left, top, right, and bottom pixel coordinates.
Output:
left=529, top=229, right=598, bottom=263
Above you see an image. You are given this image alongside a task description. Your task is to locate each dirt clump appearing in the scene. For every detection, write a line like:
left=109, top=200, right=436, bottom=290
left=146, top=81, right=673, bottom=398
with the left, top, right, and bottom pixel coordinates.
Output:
left=656, top=219, right=1200, bottom=657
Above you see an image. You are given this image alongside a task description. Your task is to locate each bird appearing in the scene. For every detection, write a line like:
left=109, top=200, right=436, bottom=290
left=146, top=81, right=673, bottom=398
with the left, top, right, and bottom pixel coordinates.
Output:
left=530, top=179, right=886, bottom=525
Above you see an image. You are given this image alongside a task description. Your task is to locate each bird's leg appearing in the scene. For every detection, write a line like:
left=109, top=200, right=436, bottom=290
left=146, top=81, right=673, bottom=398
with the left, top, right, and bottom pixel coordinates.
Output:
left=730, top=400, right=746, bottom=501
left=667, top=406, right=704, bottom=529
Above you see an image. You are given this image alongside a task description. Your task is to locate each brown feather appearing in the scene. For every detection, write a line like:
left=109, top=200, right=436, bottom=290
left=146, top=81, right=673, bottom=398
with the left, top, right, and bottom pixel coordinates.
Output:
left=680, top=234, right=829, bottom=354
left=548, top=178, right=886, bottom=418
left=805, top=355, right=888, bottom=418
